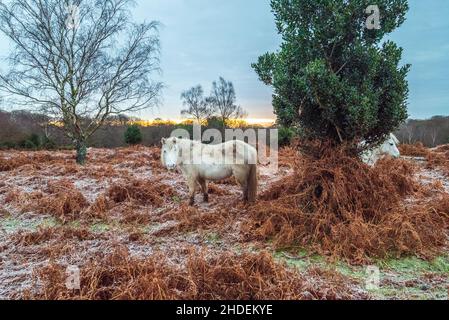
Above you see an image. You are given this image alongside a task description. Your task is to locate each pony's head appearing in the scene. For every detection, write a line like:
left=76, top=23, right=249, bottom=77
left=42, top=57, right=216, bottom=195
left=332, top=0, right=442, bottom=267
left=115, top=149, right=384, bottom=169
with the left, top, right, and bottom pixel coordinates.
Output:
left=161, top=137, right=180, bottom=170
left=379, top=133, right=400, bottom=158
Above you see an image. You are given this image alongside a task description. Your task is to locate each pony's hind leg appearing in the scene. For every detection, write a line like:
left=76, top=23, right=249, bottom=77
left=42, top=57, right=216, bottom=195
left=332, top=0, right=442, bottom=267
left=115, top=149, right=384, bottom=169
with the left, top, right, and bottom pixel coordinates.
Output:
left=233, top=166, right=249, bottom=203
left=198, top=178, right=209, bottom=202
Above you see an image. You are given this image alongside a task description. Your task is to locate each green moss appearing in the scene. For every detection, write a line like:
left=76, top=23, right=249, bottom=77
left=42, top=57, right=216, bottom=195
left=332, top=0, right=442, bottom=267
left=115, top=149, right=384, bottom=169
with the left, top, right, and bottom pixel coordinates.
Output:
left=380, top=256, right=449, bottom=275
left=1, top=217, right=23, bottom=233
left=205, top=232, right=221, bottom=244
left=0, top=216, right=59, bottom=233
left=67, top=220, right=81, bottom=229
left=275, top=248, right=449, bottom=300
left=40, top=217, right=59, bottom=228
left=89, top=222, right=111, bottom=233
left=372, top=285, right=448, bottom=300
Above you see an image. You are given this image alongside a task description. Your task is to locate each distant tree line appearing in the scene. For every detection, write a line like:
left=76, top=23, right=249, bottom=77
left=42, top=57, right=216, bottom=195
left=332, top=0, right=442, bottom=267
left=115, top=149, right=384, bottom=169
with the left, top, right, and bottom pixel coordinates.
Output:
left=0, top=109, right=55, bottom=149
left=395, top=116, right=449, bottom=147
left=0, top=109, right=269, bottom=150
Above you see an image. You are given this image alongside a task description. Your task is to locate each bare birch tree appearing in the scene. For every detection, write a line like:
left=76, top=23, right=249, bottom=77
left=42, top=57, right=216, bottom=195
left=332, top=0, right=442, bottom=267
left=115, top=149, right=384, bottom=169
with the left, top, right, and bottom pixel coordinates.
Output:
left=0, top=0, right=162, bottom=163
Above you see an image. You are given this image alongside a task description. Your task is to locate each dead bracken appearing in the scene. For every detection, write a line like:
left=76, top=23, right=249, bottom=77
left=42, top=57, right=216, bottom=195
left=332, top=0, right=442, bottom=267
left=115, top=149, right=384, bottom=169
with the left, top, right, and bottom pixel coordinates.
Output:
left=427, top=148, right=449, bottom=177
left=243, top=142, right=449, bottom=264
left=399, top=143, right=430, bottom=157
left=26, top=247, right=367, bottom=300
left=108, top=179, right=176, bottom=206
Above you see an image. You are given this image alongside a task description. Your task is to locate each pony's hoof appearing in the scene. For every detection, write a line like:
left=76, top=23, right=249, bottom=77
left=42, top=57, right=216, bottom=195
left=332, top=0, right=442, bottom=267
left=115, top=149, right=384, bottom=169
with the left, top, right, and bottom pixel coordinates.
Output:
left=189, top=198, right=195, bottom=206
left=203, top=194, right=209, bottom=203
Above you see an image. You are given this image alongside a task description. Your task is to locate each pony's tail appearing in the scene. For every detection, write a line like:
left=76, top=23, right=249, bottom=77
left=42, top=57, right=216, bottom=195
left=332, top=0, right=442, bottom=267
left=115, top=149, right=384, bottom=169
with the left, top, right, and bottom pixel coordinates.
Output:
left=247, top=164, right=257, bottom=203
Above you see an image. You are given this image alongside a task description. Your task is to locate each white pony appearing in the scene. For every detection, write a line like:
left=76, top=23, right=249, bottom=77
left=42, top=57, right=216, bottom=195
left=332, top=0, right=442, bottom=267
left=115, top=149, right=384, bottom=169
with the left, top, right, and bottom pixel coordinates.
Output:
left=360, top=133, right=401, bottom=165
left=161, top=137, right=258, bottom=205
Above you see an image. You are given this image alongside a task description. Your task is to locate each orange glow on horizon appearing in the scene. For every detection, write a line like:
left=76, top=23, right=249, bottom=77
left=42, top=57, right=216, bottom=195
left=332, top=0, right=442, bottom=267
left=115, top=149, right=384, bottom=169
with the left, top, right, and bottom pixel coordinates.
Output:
left=131, top=118, right=276, bottom=127
left=47, top=118, right=276, bottom=128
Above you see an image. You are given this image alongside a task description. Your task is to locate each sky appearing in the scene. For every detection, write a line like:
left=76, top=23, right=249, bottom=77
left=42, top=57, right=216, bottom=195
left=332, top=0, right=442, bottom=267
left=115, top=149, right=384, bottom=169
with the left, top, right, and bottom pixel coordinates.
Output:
left=131, top=0, right=281, bottom=121
left=0, top=0, right=448, bottom=120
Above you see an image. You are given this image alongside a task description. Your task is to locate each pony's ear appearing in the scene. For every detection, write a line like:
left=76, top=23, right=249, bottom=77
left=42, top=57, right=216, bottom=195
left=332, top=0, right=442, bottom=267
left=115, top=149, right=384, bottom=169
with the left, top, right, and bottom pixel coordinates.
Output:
left=161, top=138, right=166, bottom=145
left=391, top=134, right=400, bottom=145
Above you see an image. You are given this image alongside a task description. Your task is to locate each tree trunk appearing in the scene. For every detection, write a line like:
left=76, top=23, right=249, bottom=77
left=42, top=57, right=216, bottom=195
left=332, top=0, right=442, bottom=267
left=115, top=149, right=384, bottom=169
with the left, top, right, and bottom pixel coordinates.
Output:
left=75, top=139, right=87, bottom=165
left=221, top=118, right=226, bottom=143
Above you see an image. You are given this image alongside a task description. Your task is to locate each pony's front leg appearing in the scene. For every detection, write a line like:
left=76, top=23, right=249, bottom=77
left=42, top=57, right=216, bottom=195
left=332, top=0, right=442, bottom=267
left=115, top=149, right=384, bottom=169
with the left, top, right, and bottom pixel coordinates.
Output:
left=198, top=178, right=209, bottom=203
left=187, top=178, right=197, bottom=206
